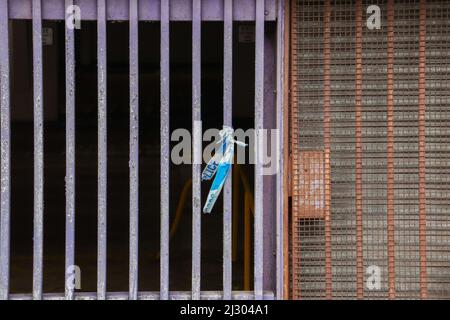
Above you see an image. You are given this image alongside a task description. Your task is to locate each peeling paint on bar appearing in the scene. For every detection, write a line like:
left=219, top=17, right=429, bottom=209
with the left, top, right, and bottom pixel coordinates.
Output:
left=191, top=0, right=201, bottom=301
left=8, top=0, right=277, bottom=21
left=97, top=0, right=107, bottom=301
left=0, top=0, right=11, bottom=301
left=9, top=291, right=275, bottom=300
left=32, top=0, right=44, bottom=301
left=64, top=0, right=76, bottom=301
left=254, top=0, right=264, bottom=301
left=0, top=0, right=282, bottom=301
left=160, top=0, right=170, bottom=301
left=289, top=0, right=300, bottom=299
left=222, top=0, right=233, bottom=301
left=275, top=0, right=285, bottom=300
left=129, top=0, right=139, bottom=301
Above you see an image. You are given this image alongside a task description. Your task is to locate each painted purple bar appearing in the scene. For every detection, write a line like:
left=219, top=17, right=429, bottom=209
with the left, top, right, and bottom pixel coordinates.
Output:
left=0, top=0, right=11, bottom=301
left=32, top=0, right=44, bottom=301
left=222, top=0, right=233, bottom=301
left=65, top=0, right=76, bottom=301
left=275, top=0, right=285, bottom=300
left=191, top=0, right=201, bottom=301
left=1, top=0, right=282, bottom=302
left=160, top=0, right=170, bottom=301
left=262, top=24, right=277, bottom=296
left=254, top=0, right=264, bottom=300
left=129, top=0, right=139, bottom=301
left=9, top=290, right=275, bottom=300
left=97, top=0, right=107, bottom=301
left=9, top=0, right=276, bottom=21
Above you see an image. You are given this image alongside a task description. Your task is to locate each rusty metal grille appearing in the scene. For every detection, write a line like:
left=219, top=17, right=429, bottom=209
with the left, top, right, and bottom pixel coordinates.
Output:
left=290, top=0, right=450, bottom=299
left=423, top=0, right=450, bottom=299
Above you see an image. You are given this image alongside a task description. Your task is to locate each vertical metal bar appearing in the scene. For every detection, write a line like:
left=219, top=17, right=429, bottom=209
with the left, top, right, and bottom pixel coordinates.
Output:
left=129, top=0, right=139, bottom=300
left=191, top=0, right=201, bottom=301
left=418, top=0, right=428, bottom=299
left=275, top=0, right=285, bottom=300
left=289, top=0, right=299, bottom=300
left=223, top=0, right=233, bottom=301
left=0, top=0, right=10, bottom=301
left=97, top=0, right=107, bottom=300
left=244, top=192, right=251, bottom=290
left=254, top=0, right=264, bottom=300
left=354, top=0, right=364, bottom=300
left=262, top=21, right=277, bottom=295
left=160, top=0, right=170, bottom=300
left=386, top=0, right=396, bottom=299
left=323, top=0, right=333, bottom=299
left=65, top=0, right=76, bottom=301
left=32, top=0, right=44, bottom=300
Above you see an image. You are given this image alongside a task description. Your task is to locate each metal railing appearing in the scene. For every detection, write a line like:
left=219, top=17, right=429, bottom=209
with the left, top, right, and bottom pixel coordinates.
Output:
left=0, top=0, right=286, bottom=300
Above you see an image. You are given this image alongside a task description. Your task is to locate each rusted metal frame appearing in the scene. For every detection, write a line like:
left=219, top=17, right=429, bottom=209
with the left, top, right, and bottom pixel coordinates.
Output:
left=386, top=0, right=396, bottom=299
left=65, top=0, right=76, bottom=301
left=0, top=0, right=10, bottom=301
left=323, top=0, right=333, bottom=300
left=192, top=0, right=201, bottom=300
left=418, top=0, right=428, bottom=299
left=160, top=0, right=170, bottom=300
left=32, top=0, right=44, bottom=301
left=254, top=0, right=265, bottom=300
left=97, top=0, right=107, bottom=301
left=289, top=0, right=300, bottom=300
left=296, top=152, right=325, bottom=219
left=354, top=0, right=364, bottom=300
left=223, top=0, right=233, bottom=301
left=282, top=0, right=290, bottom=301
left=129, top=0, right=139, bottom=300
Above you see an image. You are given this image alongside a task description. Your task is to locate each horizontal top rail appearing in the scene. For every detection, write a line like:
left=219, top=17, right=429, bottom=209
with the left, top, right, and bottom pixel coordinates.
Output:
left=9, top=0, right=277, bottom=21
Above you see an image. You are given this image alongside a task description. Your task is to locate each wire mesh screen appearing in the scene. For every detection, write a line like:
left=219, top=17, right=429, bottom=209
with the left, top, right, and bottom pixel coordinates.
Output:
left=424, top=0, right=450, bottom=299
left=290, top=0, right=450, bottom=299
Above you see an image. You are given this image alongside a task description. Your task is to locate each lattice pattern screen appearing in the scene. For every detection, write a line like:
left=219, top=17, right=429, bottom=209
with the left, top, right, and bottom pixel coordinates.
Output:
left=290, top=0, right=449, bottom=299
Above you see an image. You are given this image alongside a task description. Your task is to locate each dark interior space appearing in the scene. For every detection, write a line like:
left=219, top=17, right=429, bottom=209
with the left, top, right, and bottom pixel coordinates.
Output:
left=8, top=19, right=257, bottom=293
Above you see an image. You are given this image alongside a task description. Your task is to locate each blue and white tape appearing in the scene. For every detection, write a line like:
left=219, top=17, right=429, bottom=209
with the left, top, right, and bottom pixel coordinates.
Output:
left=202, top=126, right=246, bottom=214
